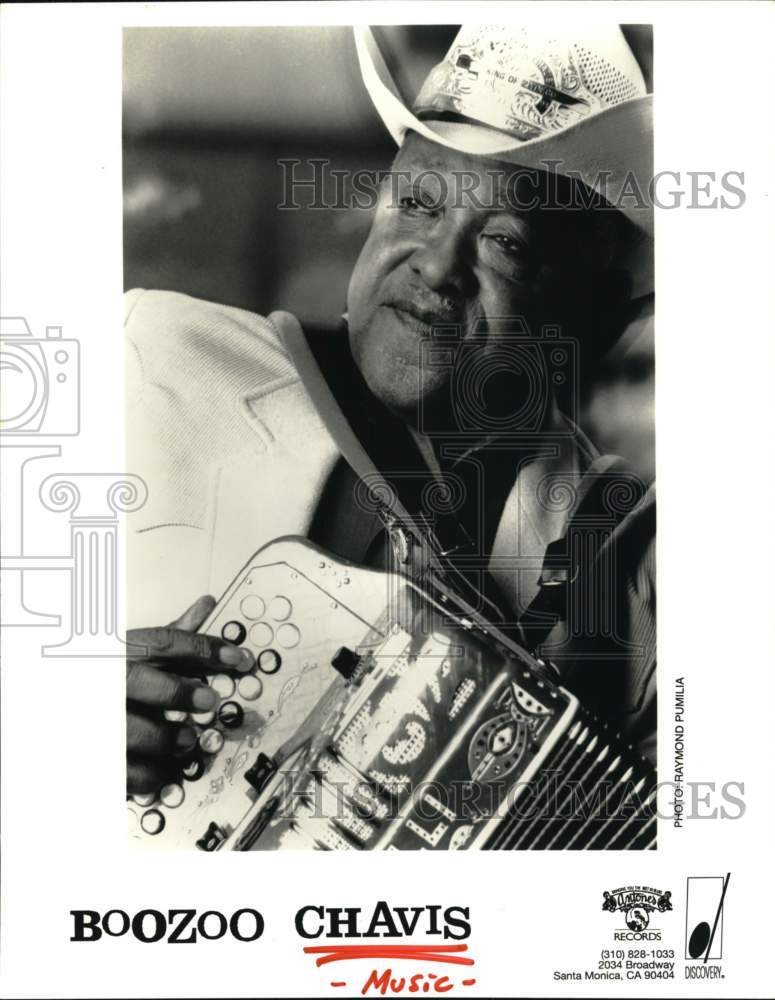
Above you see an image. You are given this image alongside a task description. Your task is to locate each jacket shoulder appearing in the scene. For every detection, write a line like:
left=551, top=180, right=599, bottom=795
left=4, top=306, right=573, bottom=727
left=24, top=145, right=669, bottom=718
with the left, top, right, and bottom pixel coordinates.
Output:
left=124, top=289, right=306, bottom=547
left=124, top=288, right=297, bottom=393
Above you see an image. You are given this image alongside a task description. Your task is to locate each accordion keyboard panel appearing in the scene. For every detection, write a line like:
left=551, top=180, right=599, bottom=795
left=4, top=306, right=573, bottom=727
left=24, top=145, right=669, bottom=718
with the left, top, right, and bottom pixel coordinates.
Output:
left=128, top=538, right=656, bottom=851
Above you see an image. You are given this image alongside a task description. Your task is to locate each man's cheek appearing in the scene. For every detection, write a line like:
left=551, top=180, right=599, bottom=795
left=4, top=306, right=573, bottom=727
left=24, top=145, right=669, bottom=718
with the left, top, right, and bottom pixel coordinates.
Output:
left=348, top=244, right=390, bottom=321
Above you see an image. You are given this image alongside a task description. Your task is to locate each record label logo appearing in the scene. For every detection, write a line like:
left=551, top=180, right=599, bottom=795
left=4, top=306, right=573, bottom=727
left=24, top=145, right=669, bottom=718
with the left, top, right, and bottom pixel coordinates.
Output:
left=602, top=886, right=672, bottom=941
left=685, top=874, right=730, bottom=961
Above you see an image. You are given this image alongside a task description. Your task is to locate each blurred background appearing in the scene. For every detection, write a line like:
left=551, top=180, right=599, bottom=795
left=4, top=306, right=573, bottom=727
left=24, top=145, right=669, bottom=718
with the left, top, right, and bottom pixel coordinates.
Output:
left=123, top=26, right=654, bottom=483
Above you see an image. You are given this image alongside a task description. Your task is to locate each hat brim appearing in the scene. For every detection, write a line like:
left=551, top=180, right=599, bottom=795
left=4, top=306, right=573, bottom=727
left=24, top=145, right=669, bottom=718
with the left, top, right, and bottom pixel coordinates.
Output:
left=355, top=26, right=654, bottom=296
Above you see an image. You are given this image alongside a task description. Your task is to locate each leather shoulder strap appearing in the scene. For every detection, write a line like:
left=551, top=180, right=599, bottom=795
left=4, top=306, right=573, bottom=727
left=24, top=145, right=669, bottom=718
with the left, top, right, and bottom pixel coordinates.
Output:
left=269, top=310, right=414, bottom=519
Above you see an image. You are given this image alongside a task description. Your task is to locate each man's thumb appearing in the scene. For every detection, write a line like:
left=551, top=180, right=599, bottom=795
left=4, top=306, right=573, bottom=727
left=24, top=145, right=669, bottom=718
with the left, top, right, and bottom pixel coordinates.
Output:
left=168, top=595, right=216, bottom=632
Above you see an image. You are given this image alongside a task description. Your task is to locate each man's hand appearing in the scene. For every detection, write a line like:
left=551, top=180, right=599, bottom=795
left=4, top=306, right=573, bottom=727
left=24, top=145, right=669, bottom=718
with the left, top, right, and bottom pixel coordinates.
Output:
left=126, top=595, right=254, bottom=795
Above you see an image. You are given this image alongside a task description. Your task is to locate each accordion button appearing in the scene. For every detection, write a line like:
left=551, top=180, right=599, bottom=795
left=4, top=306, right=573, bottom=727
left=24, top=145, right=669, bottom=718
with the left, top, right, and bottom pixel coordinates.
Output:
left=221, top=620, right=247, bottom=645
left=160, top=783, right=185, bottom=809
left=238, top=675, right=262, bottom=701
left=182, top=757, right=205, bottom=782
left=331, top=646, right=361, bottom=680
left=200, top=728, right=225, bottom=754
left=140, top=809, right=165, bottom=836
left=191, top=709, right=216, bottom=726
left=211, top=674, right=236, bottom=699
left=257, top=649, right=281, bottom=674
left=277, top=623, right=300, bottom=649
left=218, top=700, right=244, bottom=729
left=240, top=595, right=265, bottom=620
left=244, top=752, right=277, bottom=793
left=249, top=622, right=274, bottom=648
left=196, top=821, right=227, bottom=852
left=268, top=596, right=292, bottom=621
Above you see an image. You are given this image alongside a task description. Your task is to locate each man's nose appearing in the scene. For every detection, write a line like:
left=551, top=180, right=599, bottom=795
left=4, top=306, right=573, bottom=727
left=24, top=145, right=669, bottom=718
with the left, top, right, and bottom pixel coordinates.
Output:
left=409, top=223, right=477, bottom=299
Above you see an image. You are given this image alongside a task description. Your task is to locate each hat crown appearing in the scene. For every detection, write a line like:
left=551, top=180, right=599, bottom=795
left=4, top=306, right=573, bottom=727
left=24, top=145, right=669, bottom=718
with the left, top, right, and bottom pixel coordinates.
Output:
left=414, top=25, right=646, bottom=143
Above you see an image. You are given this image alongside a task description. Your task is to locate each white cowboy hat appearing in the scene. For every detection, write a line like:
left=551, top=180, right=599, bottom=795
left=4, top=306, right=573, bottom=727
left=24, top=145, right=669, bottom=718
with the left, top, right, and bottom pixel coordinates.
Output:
left=354, top=25, right=653, bottom=296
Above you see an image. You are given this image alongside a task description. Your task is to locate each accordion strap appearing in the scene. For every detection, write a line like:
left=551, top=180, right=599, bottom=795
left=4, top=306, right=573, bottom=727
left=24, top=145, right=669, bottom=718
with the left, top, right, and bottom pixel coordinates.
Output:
left=269, top=311, right=416, bottom=524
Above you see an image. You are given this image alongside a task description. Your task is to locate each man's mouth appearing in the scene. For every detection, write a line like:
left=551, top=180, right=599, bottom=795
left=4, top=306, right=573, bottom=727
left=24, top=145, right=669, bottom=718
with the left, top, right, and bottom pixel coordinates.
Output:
left=383, top=297, right=462, bottom=335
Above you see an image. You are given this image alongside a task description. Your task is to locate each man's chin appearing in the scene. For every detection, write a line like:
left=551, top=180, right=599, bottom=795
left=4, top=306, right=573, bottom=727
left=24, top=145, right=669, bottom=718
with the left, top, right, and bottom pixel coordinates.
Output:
left=350, top=323, right=449, bottom=428
left=358, top=355, right=428, bottom=426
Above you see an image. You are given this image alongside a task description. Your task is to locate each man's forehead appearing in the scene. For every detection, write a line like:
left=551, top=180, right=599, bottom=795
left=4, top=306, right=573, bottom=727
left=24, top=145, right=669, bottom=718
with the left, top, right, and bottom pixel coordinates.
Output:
left=390, top=132, right=614, bottom=228
left=391, top=134, right=548, bottom=219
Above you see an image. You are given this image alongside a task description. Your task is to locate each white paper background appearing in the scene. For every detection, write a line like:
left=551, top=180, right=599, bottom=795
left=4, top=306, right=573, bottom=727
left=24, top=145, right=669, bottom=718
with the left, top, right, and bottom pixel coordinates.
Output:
left=1, top=2, right=772, bottom=998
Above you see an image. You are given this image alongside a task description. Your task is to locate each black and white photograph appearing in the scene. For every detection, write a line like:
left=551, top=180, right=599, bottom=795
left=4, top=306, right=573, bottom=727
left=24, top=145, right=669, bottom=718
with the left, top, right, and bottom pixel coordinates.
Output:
left=0, top=4, right=771, bottom=998
left=123, top=24, right=657, bottom=851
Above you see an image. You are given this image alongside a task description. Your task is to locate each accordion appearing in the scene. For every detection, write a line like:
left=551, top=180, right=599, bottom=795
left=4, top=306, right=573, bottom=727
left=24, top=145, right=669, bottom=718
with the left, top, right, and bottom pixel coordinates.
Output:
left=128, top=538, right=656, bottom=851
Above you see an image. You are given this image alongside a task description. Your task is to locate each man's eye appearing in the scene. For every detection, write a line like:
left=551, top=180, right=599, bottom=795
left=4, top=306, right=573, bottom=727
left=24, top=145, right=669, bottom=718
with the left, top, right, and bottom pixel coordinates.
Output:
left=486, top=233, right=525, bottom=256
left=398, top=195, right=434, bottom=213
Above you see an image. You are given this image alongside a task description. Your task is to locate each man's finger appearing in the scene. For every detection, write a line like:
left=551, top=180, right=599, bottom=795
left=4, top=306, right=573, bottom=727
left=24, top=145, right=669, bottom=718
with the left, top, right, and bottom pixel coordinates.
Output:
left=126, top=625, right=253, bottom=672
left=169, top=595, right=216, bottom=632
left=126, top=661, right=220, bottom=712
left=127, top=756, right=178, bottom=795
left=127, top=711, right=198, bottom=756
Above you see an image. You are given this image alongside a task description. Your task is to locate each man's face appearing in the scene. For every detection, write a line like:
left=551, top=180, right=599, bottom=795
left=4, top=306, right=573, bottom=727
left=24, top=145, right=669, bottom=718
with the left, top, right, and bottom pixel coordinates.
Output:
left=347, top=133, right=574, bottom=426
